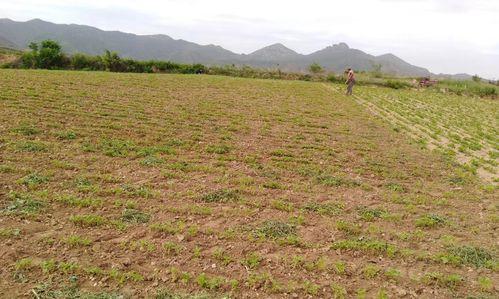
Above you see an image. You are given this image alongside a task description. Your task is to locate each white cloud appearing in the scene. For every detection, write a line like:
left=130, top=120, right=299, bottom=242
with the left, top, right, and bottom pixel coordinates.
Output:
left=1, top=0, right=498, bottom=78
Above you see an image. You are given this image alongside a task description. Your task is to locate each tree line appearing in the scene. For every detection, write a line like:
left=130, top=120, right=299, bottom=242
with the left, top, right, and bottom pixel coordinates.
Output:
left=11, top=40, right=207, bottom=74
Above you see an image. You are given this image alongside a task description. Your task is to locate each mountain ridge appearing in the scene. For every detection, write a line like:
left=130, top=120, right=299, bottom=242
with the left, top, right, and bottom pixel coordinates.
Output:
left=0, top=18, right=432, bottom=76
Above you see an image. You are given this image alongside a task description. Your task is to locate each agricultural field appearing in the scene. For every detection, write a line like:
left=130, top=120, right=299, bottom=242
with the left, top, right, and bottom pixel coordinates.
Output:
left=325, top=84, right=498, bottom=183
left=0, top=69, right=497, bottom=298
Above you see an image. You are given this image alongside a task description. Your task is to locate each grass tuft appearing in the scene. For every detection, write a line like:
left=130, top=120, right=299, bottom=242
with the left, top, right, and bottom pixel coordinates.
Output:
left=415, top=214, right=447, bottom=228
left=255, top=220, right=296, bottom=239
left=121, top=208, right=151, bottom=223
left=69, top=214, right=106, bottom=227
left=303, top=202, right=344, bottom=216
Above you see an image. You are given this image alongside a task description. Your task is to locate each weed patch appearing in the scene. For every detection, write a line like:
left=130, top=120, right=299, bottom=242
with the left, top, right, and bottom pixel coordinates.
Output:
left=4, top=192, right=45, bottom=215
left=16, top=141, right=47, bottom=152
left=303, top=202, right=344, bottom=216
left=446, top=245, right=494, bottom=268
left=415, top=214, right=447, bottom=228
left=357, top=206, right=387, bottom=221
left=18, top=173, right=49, bottom=187
left=150, top=221, right=185, bottom=235
left=100, top=138, right=135, bottom=157
left=69, top=214, right=106, bottom=227
left=65, top=235, right=92, bottom=247
left=206, top=144, right=231, bottom=154
left=13, top=124, right=40, bottom=136
left=331, top=238, right=398, bottom=257
left=56, top=131, right=77, bottom=140
left=422, top=272, right=463, bottom=289
left=255, top=220, right=296, bottom=239
left=316, top=174, right=360, bottom=187
left=56, top=194, right=102, bottom=208
left=121, top=208, right=151, bottom=223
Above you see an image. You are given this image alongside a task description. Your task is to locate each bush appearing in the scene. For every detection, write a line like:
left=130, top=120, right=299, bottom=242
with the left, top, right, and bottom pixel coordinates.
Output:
left=384, top=80, right=411, bottom=89
left=309, top=62, right=323, bottom=74
left=19, top=40, right=68, bottom=69
left=38, top=40, right=65, bottom=69
left=102, top=50, right=125, bottom=72
left=20, top=51, right=37, bottom=68
left=435, top=79, right=498, bottom=98
left=473, top=86, right=496, bottom=97
left=71, top=53, right=104, bottom=71
left=327, top=74, right=344, bottom=84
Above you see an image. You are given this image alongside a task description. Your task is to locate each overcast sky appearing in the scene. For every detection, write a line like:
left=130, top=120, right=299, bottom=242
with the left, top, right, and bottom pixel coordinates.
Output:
left=2, top=0, right=499, bottom=78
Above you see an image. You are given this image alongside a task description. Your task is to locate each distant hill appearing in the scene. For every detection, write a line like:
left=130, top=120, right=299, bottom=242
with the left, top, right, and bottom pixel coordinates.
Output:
left=0, top=35, right=18, bottom=49
left=0, top=18, right=431, bottom=76
left=0, top=18, right=239, bottom=63
left=435, top=73, right=473, bottom=81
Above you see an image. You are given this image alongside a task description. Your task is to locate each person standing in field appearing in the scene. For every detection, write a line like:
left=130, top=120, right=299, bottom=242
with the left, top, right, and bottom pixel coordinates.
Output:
left=345, top=68, right=355, bottom=96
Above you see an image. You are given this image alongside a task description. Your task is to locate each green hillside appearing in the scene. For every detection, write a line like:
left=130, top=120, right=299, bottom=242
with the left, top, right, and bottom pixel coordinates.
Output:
left=0, top=70, right=497, bottom=298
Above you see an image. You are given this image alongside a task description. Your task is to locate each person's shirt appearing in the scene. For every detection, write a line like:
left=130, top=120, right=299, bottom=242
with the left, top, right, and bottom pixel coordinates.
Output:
left=348, top=70, right=355, bottom=81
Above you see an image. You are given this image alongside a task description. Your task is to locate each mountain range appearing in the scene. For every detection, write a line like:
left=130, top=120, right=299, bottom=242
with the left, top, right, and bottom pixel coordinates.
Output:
left=0, top=18, right=433, bottom=76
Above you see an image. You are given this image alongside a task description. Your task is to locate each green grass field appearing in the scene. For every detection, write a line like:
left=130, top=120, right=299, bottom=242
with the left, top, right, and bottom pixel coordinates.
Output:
left=0, top=69, right=497, bottom=298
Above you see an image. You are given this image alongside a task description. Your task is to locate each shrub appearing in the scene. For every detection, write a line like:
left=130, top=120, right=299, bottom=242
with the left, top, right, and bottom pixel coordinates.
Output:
left=71, top=53, right=104, bottom=71
left=102, top=50, right=125, bottom=72
left=20, top=51, right=37, bottom=68
left=21, top=40, right=67, bottom=69
left=38, top=40, right=65, bottom=69
left=384, top=80, right=411, bottom=89
left=309, top=62, right=323, bottom=74
left=327, top=74, right=344, bottom=84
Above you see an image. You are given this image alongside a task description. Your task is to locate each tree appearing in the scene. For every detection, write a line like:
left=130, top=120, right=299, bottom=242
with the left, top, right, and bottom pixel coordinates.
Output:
left=102, top=50, right=124, bottom=72
left=37, top=40, right=64, bottom=69
left=472, top=74, right=481, bottom=82
left=309, top=62, right=323, bottom=74
left=21, top=40, right=65, bottom=69
left=28, top=42, right=38, bottom=52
